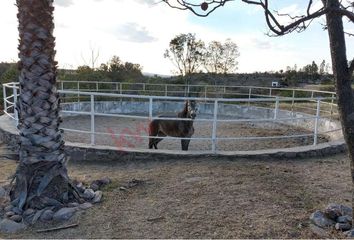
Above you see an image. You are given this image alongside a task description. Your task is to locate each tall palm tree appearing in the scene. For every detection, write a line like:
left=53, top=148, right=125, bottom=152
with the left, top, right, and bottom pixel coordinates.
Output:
left=11, top=0, right=75, bottom=210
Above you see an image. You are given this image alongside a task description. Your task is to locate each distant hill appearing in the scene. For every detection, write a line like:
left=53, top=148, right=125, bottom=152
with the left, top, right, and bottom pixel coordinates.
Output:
left=143, top=72, right=171, bottom=78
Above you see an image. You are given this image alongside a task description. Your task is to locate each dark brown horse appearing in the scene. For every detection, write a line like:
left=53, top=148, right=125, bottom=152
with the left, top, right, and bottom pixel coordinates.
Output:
left=148, top=100, right=197, bottom=151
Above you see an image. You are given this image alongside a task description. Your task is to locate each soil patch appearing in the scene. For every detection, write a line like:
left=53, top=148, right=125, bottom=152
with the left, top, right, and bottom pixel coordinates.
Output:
left=0, top=149, right=351, bottom=238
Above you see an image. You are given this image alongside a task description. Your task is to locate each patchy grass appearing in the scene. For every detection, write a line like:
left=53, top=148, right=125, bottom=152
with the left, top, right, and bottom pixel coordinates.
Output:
left=0, top=153, right=351, bottom=238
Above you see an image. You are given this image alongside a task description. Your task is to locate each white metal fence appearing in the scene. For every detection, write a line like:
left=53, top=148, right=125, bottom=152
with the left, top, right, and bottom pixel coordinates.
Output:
left=2, top=81, right=341, bottom=153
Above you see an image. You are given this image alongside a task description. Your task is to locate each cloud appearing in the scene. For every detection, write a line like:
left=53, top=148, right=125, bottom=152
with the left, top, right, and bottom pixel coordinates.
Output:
left=252, top=38, right=272, bottom=50
left=115, top=22, right=157, bottom=43
left=131, top=0, right=157, bottom=5
left=94, top=0, right=157, bottom=5
left=54, top=0, right=74, bottom=7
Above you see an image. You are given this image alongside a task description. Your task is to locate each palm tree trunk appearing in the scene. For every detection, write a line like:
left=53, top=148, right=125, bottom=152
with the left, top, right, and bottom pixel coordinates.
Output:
left=11, top=0, right=76, bottom=210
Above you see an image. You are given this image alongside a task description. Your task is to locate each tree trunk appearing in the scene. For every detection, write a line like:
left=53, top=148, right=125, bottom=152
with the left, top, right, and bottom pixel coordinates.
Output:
left=325, top=0, right=354, bottom=223
left=11, top=0, right=76, bottom=211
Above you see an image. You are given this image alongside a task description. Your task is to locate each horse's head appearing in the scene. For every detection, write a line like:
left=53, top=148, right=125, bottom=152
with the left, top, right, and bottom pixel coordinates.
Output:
left=187, top=100, right=198, bottom=119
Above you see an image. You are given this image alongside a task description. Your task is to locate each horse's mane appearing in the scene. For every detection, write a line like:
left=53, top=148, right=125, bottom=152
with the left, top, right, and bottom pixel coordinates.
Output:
left=177, top=101, right=189, bottom=118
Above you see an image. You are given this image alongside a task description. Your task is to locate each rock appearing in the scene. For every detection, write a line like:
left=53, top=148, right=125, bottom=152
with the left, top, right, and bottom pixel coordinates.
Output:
left=79, top=202, right=93, bottom=210
left=23, top=208, right=35, bottom=216
left=76, top=182, right=83, bottom=189
left=325, top=203, right=343, bottom=220
left=90, top=177, right=111, bottom=190
left=335, top=222, right=351, bottom=231
left=310, top=210, right=336, bottom=228
left=100, top=177, right=111, bottom=185
left=9, top=215, right=22, bottom=223
left=90, top=183, right=99, bottom=191
left=337, top=215, right=352, bottom=224
left=68, top=202, right=80, bottom=208
left=76, top=183, right=85, bottom=193
left=309, top=223, right=330, bottom=238
left=325, top=203, right=352, bottom=219
left=40, top=210, right=54, bottom=222
left=83, top=189, right=95, bottom=200
left=53, top=207, right=77, bottom=221
left=0, top=219, right=27, bottom=233
left=92, top=191, right=103, bottom=203
left=344, top=229, right=354, bottom=238
left=5, top=211, right=15, bottom=218
left=340, top=205, right=353, bottom=217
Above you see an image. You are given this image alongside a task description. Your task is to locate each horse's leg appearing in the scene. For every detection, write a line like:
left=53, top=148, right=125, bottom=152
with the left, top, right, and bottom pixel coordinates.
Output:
left=148, top=121, right=158, bottom=149
left=181, top=139, right=191, bottom=151
left=149, top=138, right=155, bottom=149
left=154, top=131, right=166, bottom=149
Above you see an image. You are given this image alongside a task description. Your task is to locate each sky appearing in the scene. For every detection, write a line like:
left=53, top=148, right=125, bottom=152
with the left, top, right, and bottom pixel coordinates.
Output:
left=0, top=0, right=353, bottom=75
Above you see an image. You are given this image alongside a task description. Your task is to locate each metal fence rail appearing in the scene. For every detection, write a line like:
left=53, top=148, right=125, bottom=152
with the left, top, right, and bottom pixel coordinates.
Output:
left=2, top=81, right=341, bottom=153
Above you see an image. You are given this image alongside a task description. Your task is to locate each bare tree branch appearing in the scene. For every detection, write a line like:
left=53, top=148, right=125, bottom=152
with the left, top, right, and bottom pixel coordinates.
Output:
left=307, top=0, right=313, bottom=15
left=335, top=8, right=354, bottom=22
left=161, top=0, right=330, bottom=36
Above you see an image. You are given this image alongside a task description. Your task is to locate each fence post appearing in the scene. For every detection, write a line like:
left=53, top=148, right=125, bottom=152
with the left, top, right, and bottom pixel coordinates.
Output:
left=13, top=87, right=18, bottom=126
left=61, top=81, right=64, bottom=90
left=116, top=82, right=119, bottom=92
left=313, top=99, right=321, bottom=145
left=204, top=86, right=207, bottom=98
left=3, top=85, right=7, bottom=114
left=291, top=90, right=295, bottom=113
left=248, top=88, right=252, bottom=106
left=119, top=83, right=122, bottom=94
left=269, top=88, right=272, bottom=97
left=330, top=94, right=334, bottom=119
left=149, top=97, right=153, bottom=120
left=77, top=81, right=80, bottom=103
left=274, top=97, right=279, bottom=120
left=90, top=94, right=95, bottom=145
left=165, top=85, right=168, bottom=96
left=212, top=100, right=218, bottom=154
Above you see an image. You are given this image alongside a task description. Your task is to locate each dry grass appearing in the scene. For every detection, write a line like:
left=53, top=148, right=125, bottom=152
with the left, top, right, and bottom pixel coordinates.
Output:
left=0, top=151, right=352, bottom=239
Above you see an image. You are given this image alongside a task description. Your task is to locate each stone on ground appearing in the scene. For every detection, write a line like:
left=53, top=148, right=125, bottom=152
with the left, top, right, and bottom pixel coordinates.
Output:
left=310, top=210, right=336, bottom=228
left=0, top=219, right=27, bottom=233
left=40, top=210, right=54, bottom=222
left=92, top=191, right=103, bottom=203
left=53, top=207, right=77, bottom=221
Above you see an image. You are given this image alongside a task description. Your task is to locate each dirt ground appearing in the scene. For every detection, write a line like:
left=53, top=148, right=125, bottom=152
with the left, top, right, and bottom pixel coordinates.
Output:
left=61, top=115, right=328, bottom=151
left=0, top=145, right=351, bottom=239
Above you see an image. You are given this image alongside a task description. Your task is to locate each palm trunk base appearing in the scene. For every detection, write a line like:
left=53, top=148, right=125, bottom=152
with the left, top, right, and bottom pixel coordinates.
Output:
left=9, top=161, right=80, bottom=211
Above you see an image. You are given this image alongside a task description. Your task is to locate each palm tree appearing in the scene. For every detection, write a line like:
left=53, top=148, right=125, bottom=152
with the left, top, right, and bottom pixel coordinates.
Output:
left=10, top=0, right=76, bottom=211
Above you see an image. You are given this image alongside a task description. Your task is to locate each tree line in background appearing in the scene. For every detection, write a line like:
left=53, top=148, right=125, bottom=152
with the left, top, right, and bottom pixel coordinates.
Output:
left=0, top=32, right=352, bottom=89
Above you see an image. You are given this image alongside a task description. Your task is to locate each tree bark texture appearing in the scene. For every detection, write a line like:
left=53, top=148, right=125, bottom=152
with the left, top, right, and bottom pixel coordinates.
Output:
left=325, top=0, right=354, bottom=222
left=11, top=0, right=72, bottom=210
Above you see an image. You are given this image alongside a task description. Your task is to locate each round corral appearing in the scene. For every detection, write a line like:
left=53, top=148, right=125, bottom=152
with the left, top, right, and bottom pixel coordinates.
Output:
left=60, top=100, right=341, bottom=151
left=0, top=81, right=346, bottom=161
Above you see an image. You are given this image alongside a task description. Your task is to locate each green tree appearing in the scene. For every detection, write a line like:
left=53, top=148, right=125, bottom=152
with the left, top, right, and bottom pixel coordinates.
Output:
left=11, top=0, right=78, bottom=211
left=162, top=0, right=354, bottom=223
left=164, top=33, right=205, bottom=84
left=203, top=39, right=240, bottom=74
left=0, top=64, right=19, bottom=83
left=319, top=60, right=326, bottom=75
